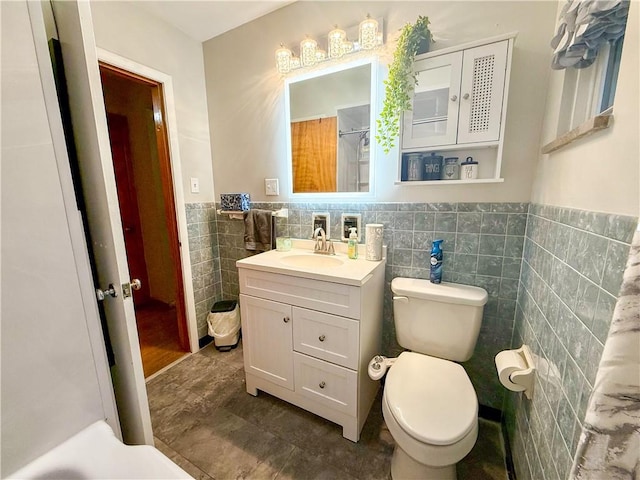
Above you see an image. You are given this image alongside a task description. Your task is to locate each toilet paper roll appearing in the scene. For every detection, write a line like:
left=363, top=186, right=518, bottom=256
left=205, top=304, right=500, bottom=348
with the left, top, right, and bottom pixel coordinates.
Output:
left=495, top=350, right=528, bottom=392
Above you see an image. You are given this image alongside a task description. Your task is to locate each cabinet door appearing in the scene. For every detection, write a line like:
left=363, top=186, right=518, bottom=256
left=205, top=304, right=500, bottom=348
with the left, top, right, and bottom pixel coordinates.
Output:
left=457, top=40, right=508, bottom=144
left=240, top=295, right=294, bottom=390
left=402, top=51, right=463, bottom=149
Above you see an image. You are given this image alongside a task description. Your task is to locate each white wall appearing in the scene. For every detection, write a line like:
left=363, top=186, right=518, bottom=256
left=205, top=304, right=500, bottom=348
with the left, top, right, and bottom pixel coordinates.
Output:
left=1, top=2, right=111, bottom=474
left=530, top=2, right=639, bottom=217
left=203, top=1, right=558, bottom=203
left=90, top=1, right=215, bottom=203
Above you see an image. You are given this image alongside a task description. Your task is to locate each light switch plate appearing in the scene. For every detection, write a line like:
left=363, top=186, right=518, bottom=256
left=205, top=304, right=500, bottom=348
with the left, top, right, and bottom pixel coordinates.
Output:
left=341, top=213, right=362, bottom=241
left=265, top=178, right=279, bottom=196
left=311, top=212, right=330, bottom=238
left=190, top=177, right=199, bottom=194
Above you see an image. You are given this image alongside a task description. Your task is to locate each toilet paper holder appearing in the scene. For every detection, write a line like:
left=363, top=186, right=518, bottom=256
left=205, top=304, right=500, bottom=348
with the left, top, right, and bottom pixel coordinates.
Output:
left=495, top=344, right=536, bottom=399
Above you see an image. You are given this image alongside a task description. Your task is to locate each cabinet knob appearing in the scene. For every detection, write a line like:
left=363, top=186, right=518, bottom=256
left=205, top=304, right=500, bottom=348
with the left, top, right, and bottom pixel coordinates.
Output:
left=319, top=334, right=326, bottom=342
left=450, top=95, right=458, bottom=102
left=463, top=93, right=470, bottom=100
left=319, top=381, right=326, bottom=389
left=283, top=316, right=290, bottom=323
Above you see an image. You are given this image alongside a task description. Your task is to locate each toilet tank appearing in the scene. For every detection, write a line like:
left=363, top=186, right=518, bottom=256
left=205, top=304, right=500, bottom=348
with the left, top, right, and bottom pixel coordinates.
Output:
left=391, top=278, right=488, bottom=362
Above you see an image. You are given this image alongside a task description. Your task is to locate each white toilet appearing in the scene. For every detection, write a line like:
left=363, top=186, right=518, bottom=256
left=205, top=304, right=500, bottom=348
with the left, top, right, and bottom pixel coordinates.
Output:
left=372, top=277, right=488, bottom=480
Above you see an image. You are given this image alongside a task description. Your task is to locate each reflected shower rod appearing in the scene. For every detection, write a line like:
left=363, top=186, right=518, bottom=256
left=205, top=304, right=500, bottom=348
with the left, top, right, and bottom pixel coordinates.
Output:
left=339, top=127, right=370, bottom=137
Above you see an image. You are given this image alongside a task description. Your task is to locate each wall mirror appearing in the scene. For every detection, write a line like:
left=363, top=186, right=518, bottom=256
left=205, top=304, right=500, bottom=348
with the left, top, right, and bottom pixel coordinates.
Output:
left=285, top=58, right=377, bottom=195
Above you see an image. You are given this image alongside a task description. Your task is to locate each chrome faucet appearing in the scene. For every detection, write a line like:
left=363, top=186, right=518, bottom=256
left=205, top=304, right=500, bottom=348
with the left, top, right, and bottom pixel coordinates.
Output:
left=313, top=227, right=335, bottom=255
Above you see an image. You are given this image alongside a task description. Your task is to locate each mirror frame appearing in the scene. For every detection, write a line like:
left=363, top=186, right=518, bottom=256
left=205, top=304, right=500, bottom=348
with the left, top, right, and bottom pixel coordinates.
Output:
left=284, top=57, right=379, bottom=199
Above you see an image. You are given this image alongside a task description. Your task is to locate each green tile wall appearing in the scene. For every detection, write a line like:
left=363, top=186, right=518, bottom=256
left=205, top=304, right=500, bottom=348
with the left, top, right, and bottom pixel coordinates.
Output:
left=185, top=203, right=222, bottom=337
left=506, top=204, right=637, bottom=480
left=215, top=201, right=527, bottom=410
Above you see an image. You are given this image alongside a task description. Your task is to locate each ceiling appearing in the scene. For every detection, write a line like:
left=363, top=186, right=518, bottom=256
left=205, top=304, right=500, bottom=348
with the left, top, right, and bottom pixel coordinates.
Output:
left=135, top=1, right=294, bottom=43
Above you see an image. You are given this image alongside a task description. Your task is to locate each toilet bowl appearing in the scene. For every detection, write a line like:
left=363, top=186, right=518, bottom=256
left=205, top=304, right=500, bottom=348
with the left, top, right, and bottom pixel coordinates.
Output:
left=382, top=352, right=478, bottom=479
left=372, top=278, right=487, bottom=479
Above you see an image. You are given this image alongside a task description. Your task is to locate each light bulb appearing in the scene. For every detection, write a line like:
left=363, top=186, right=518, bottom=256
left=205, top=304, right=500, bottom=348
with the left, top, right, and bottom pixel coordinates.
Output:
left=359, top=15, right=378, bottom=50
left=328, top=25, right=346, bottom=59
left=300, top=36, right=317, bottom=67
left=275, top=44, right=292, bottom=74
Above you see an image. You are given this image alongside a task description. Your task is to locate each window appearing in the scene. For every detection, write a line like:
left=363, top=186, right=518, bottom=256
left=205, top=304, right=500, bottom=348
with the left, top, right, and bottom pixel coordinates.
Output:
left=557, top=34, right=625, bottom=136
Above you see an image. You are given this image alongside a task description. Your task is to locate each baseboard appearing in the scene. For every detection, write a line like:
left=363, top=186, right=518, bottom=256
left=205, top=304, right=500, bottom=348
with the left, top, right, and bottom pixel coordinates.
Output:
left=198, top=335, right=214, bottom=349
left=478, top=405, right=516, bottom=480
left=478, top=404, right=502, bottom=422
left=501, top=419, right=517, bottom=480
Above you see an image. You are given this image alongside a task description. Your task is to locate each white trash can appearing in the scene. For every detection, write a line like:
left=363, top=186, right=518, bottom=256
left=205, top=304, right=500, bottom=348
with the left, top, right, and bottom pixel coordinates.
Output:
left=207, top=300, right=241, bottom=351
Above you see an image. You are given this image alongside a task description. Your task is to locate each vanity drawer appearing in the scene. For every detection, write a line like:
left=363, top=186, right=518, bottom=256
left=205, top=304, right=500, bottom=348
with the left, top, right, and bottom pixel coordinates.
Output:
left=238, top=269, right=361, bottom=318
left=293, top=352, right=357, bottom=416
left=293, top=307, right=359, bottom=369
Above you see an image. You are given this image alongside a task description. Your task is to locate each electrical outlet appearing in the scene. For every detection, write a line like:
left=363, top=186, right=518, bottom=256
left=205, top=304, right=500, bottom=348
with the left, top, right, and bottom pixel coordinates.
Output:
left=190, top=177, right=200, bottom=194
left=265, top=178, right=279, bottom=196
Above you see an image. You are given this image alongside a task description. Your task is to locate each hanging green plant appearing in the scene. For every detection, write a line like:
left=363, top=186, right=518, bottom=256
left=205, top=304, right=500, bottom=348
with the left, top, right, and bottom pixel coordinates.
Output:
left=377, top=16, right=434, bottom=154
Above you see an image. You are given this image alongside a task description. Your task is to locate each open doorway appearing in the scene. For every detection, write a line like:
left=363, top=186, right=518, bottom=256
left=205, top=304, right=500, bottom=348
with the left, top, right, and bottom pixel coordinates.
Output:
left=99, top=64, right=189, bottom=377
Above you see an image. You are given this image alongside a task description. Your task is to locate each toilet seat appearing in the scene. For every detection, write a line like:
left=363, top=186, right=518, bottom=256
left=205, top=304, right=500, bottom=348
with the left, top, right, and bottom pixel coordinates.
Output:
left=385, top=352, right=478, bottom=446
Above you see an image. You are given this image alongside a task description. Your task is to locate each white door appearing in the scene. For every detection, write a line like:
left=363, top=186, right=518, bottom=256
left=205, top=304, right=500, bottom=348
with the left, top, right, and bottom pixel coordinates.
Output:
left=51, top=0, right=152, bottom=445
left=457, top=40, right=508, bottom=144
left=402, top=51, right=463, bottom=149
left=240, top=295, right=294, bottom=390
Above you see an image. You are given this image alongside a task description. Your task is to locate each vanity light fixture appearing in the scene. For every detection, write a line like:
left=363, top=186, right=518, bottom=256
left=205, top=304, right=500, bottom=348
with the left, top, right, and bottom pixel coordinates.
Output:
left=328, top=25, right=347, bottom=58
left=341, top=40, right=354, bottom=55
left=315, top=49, right=327, bottom=62
left=274, top=16, right=383, bottom=75
left=359, top=14, right=379, bottom=50
left=275, top=44, right=292, bottom=73
left=300, top=36, right=318, bottom=67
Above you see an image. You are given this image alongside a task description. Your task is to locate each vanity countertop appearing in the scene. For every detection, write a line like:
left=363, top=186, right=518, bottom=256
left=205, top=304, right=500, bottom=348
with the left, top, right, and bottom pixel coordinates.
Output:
left=236, top=239, right=385, bottom=286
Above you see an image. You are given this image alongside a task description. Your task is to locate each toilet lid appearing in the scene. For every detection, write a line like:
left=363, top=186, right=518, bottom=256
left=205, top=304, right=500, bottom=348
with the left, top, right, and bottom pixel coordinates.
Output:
left=385, top=352, right=478, bottom=446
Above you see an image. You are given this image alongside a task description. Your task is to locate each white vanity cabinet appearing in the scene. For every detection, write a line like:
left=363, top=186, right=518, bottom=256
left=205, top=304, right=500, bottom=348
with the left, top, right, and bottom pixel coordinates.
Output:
left=399, top=33, right=516, bottom=184
left=236, top=248, right=385, bottom=442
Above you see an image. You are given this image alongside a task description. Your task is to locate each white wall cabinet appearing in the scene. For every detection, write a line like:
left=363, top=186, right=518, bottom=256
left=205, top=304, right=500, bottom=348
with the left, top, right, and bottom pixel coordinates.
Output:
left=399, top=33, right=516, bottom=185
left=237, top=265, right=384, bottom=442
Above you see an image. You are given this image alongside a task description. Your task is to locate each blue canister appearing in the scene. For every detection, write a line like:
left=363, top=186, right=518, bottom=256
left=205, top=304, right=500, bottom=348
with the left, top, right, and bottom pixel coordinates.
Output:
left=423, top=152, right=443, bottom=180
left=406, top=153, right=424, bottom=181
left=443, top=157, right=459, bottom=180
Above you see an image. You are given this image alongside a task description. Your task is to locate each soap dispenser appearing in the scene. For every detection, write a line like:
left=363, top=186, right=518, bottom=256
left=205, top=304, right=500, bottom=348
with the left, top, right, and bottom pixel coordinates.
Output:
left=347, top=227, right=358, bottom=259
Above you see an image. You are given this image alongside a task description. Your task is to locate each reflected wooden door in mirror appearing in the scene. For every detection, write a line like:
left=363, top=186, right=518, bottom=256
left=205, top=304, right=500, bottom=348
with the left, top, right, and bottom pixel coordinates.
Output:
left=292, top=117, right=337, bottom=192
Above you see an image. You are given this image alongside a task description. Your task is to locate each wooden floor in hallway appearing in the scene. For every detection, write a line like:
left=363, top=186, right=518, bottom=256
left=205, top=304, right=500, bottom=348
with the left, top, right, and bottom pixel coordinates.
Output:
left=136, top=300, right=188, bottom=377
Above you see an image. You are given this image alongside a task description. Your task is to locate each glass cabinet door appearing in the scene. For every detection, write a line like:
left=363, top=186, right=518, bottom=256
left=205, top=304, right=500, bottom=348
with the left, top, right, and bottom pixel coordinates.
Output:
left=402, top=51, right=463, bottom=149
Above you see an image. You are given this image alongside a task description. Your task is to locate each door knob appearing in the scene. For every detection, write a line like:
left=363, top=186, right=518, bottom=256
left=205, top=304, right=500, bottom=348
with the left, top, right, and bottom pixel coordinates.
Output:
left=130, top=279, right=142, bottom=290
left=450, top=95, right=458, bottom=102
left=463, top=93, right=470, bottom=100
left=319, top=335, right=326, bottom=342
left=283, top=316, right=290, bottom=323
left=96, top=284, right=117, bottom=301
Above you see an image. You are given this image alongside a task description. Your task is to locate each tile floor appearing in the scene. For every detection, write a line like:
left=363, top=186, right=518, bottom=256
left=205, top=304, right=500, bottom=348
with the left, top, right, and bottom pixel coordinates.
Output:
left=147, top=342, right=508, bottom=480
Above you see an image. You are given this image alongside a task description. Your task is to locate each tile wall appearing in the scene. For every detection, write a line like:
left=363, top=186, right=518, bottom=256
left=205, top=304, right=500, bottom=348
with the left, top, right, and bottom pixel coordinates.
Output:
left=505, top=204, right=637, bottom=480
left=185, top=203, right=223, bottom=338
left=216, top=201, right=528, bottom=410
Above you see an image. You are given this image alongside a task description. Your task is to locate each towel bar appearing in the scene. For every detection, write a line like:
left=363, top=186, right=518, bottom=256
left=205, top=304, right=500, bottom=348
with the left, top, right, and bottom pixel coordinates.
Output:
left=216, top=208, right=289, bottom=220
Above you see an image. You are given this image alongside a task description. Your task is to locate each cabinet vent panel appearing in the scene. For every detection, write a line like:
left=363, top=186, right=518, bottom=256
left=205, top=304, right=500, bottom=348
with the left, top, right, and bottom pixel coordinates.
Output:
left=469, top=54, right=495, bottom=133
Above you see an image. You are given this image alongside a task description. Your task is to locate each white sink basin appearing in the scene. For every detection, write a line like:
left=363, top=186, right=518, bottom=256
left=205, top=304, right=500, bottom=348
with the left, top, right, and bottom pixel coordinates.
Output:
left=280, top=254, right=345, bottom=269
